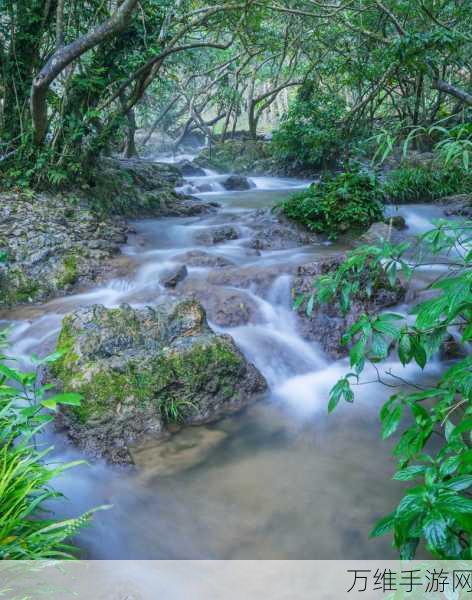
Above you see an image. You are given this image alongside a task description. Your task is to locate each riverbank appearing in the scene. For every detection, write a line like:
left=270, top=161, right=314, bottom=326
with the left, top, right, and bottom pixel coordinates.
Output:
left=0, top=158, right=218, bottom=310
left=0, top=156, right=451, bottom=559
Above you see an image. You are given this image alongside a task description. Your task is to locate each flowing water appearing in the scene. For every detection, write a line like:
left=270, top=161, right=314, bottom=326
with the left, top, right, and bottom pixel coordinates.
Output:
left=0, top=163, right=447, bottom=559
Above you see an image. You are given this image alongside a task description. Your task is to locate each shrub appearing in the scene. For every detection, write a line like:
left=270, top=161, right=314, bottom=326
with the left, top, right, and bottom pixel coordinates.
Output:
left=383, top=164, right=472, bottom=203
left=298, top=221, right=472, bottom=559
left=0, top=331, right=99, bottom=559
left=278, top=170, right=384, bottom=239
left=271, top=92, right=347, bottom=171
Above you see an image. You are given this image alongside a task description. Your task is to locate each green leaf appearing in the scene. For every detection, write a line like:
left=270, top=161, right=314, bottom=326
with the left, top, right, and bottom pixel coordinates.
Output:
left=398, top=332, right=412, bottom=365
left=382, top=404, right=403, bottom=439
left=306, top=294, right=315, bottom=317
left=443, top=475, right=472, bottom=492
left=393, top=465, right=425, bottom=481
left=328, top=377, right=354, bottom=413
left=370, top=512, right=396, bottom=537
left=349, top=338, right=366, bottom=370
left=293, top=294, right=305, bottom=311
left=412, top=338, right=427, bottom=369
left=0, top=364, right=22, bottom=383
left=452, top=417, right=472, bottom=437
left=41, top=393, right=82, bottom=410
left=422, top=510, right=448, bottom=551
left=437, top=493, right=472, bottom=515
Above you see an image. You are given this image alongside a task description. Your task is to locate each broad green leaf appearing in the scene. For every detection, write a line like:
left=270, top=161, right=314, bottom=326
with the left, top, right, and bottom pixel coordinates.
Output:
left=393, top=465, right=425, bottom=481
left=382, top=404, right=403, bottom=439
left=370, top=512, right=396, bottom=537
left=422, top=510, right=448, bottom=551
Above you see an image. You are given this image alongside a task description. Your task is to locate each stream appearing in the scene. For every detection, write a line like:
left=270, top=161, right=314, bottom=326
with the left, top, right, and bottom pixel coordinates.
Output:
left=0, top=161, right=447, bottom=559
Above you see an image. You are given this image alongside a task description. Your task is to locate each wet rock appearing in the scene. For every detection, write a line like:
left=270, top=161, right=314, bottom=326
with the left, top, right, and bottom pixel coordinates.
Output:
left=440, top=334, right=467, bottom=361
left=194, top=182, right=213, bottom=193
left=173, top=250, right=235, bottom=268
left=160, top=265, right=188, bottom=288
left=208, top=264, right=291, bottom=295
left=294, top=255, right=405, bottom=358
left=243, top=209, right=318, bottom=250
left=195, top=225, right=239, bottom=245
left=132, top=426, right=227, bottom=477
left=51, top=300, right=267, bottom=463
left=440, top=194, right=472, bottom=218
left=195, top=140, right=285, bottom=175
left=356, top=222, right=393, bottom=246
left=107, top=158, right=183, bottom=188
left=177, top=280, right=260, bottom=326
left=177, top=160, right=206, bottom=177
left=0, top=158, right=219, bottom=309
left=385, top=215, right=407, bottom=230
left=0, top=192, right=128, bottom=307
left=223, top=175, right=253, bottom=191
left=402, top=151, right=435, bottom=169
left=93, top=158, right=218, bottom=218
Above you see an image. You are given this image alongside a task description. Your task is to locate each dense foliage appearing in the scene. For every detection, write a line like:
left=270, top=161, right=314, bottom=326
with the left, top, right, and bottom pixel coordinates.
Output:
left=278, top=171, right=384, bottom=239
left=383, top=164, right=472, bottom=203
left=0, top=331, right=97, bottom=558
left=297, top=222, right=472, bottom=558
left=271, top=91, right=346, bottom=171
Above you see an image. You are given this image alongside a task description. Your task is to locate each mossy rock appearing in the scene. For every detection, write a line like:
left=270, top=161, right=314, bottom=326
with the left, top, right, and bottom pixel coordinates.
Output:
left=195, top=140, right=275, bottom=175
left=52, top=300, right=267, bottom=463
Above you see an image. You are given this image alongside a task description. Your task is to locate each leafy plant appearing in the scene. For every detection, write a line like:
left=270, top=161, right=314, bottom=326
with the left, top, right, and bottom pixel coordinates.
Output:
left=383, top=164, right=472, bottom=203
left=300, top=220, right=472, bottom=558
left=0, top=330, right=100, bottom=559
left=272, top=91, right=347, bottom=170
left=278, top=170, right=384, bottom=239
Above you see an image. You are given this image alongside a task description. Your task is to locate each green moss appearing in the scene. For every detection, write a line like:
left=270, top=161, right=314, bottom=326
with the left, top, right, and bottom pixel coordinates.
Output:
left=196, top=140, right=274, bottom=174
left=55, top=329, right=244, bottom=426
left=59, top=254, right=79, bottom=286
left=0, top=266, right=40, bottom=307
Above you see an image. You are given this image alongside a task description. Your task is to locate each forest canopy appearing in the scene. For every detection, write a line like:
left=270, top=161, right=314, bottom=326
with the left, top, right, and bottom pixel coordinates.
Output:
left=1, top=0, right=471, bottom=186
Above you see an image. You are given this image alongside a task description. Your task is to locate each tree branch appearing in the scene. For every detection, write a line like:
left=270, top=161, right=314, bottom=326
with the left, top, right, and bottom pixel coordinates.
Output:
left=30, top=0, right=139, bottom=144
left=432, top=78, right=472, bottom=106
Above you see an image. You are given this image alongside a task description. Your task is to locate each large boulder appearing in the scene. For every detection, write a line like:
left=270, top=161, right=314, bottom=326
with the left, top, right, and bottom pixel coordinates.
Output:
left=440, top=194, right=472, bottom=218
left=293, top=255, right=405, bottom=358
left=52, top=300, right=267, bottom=463
left=195, top=225, right=239, bottom=245
left=243, top=209, right=318, bottom=250
left=176, top=280, right=261, bottom=327
left=177, top=160, right=206, bottom=177
left=92, top=158, right=218, bottom=218
left=223, top=175, right=253, bottom=191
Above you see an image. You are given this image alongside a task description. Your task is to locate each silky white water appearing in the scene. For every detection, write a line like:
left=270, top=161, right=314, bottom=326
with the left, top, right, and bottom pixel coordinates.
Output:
left=0, top=167, right=446, bottom=559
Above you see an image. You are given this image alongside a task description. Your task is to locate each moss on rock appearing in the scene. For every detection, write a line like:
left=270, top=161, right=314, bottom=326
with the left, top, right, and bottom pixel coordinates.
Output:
left=52, top=300, right=267, bottom=463
left=195, top=140, right=278, bottom=175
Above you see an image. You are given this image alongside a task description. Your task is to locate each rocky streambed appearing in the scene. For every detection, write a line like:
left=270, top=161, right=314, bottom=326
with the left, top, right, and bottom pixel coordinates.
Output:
left=0, top=158, right=452, bottom=559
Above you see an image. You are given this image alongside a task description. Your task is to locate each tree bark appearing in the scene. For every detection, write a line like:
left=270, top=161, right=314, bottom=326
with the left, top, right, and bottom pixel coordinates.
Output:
left=31, top=0, right=139, bottom=144
left=432, top=78, right=472, bottom=106
left=122, top=108, right=138, bottom=158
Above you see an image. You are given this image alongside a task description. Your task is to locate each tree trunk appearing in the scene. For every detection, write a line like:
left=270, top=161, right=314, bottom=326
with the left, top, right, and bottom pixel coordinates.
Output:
left=432, top=78, right=472, bottom=106
left=122, top=108, right=138, bottom=158
left=30, top=0, right=139, bottom=144
left=248, top=101, right=258, bottom=139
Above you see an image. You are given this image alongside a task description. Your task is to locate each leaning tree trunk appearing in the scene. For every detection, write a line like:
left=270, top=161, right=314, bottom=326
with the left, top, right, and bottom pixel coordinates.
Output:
left=30, top=0, right=139, bottom=144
